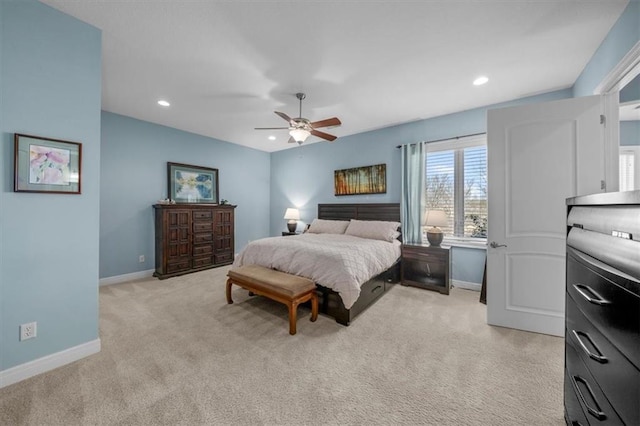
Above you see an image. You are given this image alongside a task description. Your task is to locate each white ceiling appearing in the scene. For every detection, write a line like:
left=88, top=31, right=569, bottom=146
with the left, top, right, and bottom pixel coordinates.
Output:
left=40, top=0, right=629, bottom=152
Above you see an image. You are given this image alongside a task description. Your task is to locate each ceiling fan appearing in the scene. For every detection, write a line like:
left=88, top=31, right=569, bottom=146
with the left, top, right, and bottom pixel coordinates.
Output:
left=255, top=93, right=341, bottom=144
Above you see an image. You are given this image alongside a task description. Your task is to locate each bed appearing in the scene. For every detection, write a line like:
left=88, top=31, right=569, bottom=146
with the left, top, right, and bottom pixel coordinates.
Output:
left=233, top=203, right=401, bottom=325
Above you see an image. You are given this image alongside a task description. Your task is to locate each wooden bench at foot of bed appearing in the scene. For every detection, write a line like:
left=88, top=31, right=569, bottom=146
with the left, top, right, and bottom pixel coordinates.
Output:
left=226, top=265, right=318, bottom=335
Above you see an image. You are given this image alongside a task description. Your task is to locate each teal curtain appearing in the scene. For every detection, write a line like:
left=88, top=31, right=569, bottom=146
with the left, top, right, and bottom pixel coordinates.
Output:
left=401, top=142, right=426, bottom=244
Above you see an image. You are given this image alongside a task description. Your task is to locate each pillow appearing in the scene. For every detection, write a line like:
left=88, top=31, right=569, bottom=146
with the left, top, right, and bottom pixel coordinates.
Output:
left=344, top=219, right=401, bottom=242
left=306, top=219, right=350, bottom=234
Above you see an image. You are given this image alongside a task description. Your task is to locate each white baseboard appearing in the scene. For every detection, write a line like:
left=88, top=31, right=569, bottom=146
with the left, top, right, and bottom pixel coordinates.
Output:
left=0, top=339, right=101, bottom=389
left=452, top=279, right=481, bottom=292
left=99, top=269, right=155, bottom=286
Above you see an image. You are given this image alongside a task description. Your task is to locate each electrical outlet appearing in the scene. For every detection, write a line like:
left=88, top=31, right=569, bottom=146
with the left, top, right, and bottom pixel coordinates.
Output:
left=139, top=255, right=145, bottom=263
left=20, top=322, right=37, bottom=341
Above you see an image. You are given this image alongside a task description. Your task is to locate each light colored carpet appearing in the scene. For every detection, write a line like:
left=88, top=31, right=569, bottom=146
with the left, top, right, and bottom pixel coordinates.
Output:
left=0, top=266, right=565, bottom=425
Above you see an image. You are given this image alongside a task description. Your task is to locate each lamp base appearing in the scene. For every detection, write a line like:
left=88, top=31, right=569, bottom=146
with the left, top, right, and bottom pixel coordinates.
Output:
left=287, top=221, right=297, bottom=233
left=426, top=230, right=443, bottom=246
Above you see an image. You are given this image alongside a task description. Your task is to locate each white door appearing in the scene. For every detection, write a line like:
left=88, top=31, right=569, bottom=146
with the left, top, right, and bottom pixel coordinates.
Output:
left=486, top=95, right=614, bottom=337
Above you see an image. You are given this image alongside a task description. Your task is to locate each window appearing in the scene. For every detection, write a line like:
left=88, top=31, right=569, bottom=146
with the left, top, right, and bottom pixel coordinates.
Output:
left=620, top=147, right=640, bottom=191
left=425, top=134, right=487, bottom=241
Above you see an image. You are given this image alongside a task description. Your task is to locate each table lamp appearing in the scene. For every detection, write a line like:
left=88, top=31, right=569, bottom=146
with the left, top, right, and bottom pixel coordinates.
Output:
left=284, top=208, right=300, bottom=233
left=424, top=210, right=447, bottom=246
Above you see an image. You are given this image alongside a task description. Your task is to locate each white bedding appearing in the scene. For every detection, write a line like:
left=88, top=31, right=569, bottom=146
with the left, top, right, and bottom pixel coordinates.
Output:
left=232, top=233, right=401, bottom=309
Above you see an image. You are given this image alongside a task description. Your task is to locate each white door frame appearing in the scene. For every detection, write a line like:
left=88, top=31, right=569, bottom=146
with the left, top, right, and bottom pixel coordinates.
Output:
left=595, top=40, right=640, bottom=192
left=594, top=40, right=640, bottom=95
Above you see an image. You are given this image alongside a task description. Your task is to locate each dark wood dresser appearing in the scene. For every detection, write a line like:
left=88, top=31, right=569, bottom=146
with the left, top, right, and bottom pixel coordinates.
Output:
left=565, top=191, right=639, bottom=426
left=153, top=204, right=236, bottom=279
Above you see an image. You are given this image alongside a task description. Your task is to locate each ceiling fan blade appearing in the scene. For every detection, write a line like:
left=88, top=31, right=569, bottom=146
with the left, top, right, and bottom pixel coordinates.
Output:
left=254, top=127, right=289, bottom=130
left=310, top=117, right=341, bottom=128
left=310, top=129, right=337, bottom=142
left=274, top=111, right=294, bottom=124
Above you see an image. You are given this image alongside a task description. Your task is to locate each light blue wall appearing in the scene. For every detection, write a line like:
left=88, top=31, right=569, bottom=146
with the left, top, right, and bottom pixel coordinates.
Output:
left=270, top=89, right=571, bottom=284
left=573, top=1, right=640, bottom=97
left=1, top=1, right=101, bottom=370
left=451, top=247, right=487, bottom=285
left=621, top=121, right=640, bottom=145
left=100, top=112, right=270, bottom=279
left=619, top=73, right=640, bottom=103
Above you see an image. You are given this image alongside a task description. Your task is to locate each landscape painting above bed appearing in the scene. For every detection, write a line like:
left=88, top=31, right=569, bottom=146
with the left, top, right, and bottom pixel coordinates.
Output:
left=233, top=203, right=401, bottom=325
left=334, top=164, right=386, bottom=196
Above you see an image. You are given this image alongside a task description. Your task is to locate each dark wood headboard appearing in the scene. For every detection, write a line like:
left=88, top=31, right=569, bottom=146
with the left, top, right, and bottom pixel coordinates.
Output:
left=318, top=203, right=400, bottom=222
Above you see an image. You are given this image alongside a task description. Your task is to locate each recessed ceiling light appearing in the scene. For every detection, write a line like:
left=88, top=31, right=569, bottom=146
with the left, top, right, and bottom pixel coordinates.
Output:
left=268, top=135, right=276, bottom=140
left=157, top=100, right=170, bottom=107
left=473, top=76, right=489, bottom=86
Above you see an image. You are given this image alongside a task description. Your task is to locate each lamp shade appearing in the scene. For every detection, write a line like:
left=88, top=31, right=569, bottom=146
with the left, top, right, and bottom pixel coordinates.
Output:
left=283, top=208, right=300, bottom=220
left=289, top=128, right=310, bottom=143
left=424, top=210, right=448, bottom=227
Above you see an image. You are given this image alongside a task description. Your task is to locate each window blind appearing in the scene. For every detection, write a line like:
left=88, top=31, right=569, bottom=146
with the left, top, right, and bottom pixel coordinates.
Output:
left=620, top=151, right=635, bottom=191
left=426, top=150, right=455, bottom=235
left=463, top=146, right=487, bottom=238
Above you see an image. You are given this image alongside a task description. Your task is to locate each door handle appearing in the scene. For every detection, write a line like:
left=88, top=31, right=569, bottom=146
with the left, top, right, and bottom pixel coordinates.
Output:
left=489, top=241, right=507, bottom=248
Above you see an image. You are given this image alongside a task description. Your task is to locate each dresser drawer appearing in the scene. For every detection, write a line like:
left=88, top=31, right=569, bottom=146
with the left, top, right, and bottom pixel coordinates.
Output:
left=193, top=256, right=213, bottom=268
left=193, top=221, right=214, bottom=233
left=567, top=251, right=640, bottom=367
left=566, top=294, right=640, bottom=425
left=167, top=260, right=190, bottom=274
left=402, top=246, right=446, bottom=262
left=564, top=370, right=590, bottom=426
left=214, top=252, right=233, bottom=264
left=193, top=244, right=213, bottom=256
left=194, top=233, right=213, bottom=244
left=193, top=210, right=213, bottom=221
left=565, top=341, right=624, bottom=425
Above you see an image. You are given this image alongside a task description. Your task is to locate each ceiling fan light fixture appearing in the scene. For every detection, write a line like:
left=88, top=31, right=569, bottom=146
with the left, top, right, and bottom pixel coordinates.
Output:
left=256, top=93, right=340, bottom=144
left=289, top=128, right=310, bottom=143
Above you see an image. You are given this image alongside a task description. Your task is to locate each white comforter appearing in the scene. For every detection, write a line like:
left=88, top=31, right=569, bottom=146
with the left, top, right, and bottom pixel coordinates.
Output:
left=232, top=233, right=401, bottom=309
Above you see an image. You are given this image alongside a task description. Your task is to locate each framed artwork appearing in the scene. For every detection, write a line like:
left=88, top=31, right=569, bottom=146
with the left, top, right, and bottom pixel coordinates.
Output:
left=334, top=163, right=386, bottom=196
left=14, top=133, right=82, bottom=194
left=168, top=162, right=219, bottom=204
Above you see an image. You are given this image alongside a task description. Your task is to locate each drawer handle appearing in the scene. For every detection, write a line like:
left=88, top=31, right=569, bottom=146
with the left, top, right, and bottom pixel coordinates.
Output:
left=372, top=285, right=382, bottom=293
left=571, top=330, right=608, bottom=364
left=571, top=375, right=607, bottom=421
left=572, top=284, right=610, bottom=306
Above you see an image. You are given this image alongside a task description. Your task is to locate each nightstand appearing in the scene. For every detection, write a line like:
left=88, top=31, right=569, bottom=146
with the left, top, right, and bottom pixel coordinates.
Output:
left=281, top=231, right=300, bottom=236
left=401, top=244, right=450, bottom=294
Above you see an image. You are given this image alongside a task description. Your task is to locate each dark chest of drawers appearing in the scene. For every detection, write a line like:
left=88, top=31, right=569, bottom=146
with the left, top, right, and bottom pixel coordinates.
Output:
left=153, top=204, right=236, bottom=279
left=565, top=191, right=640, bottom=426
